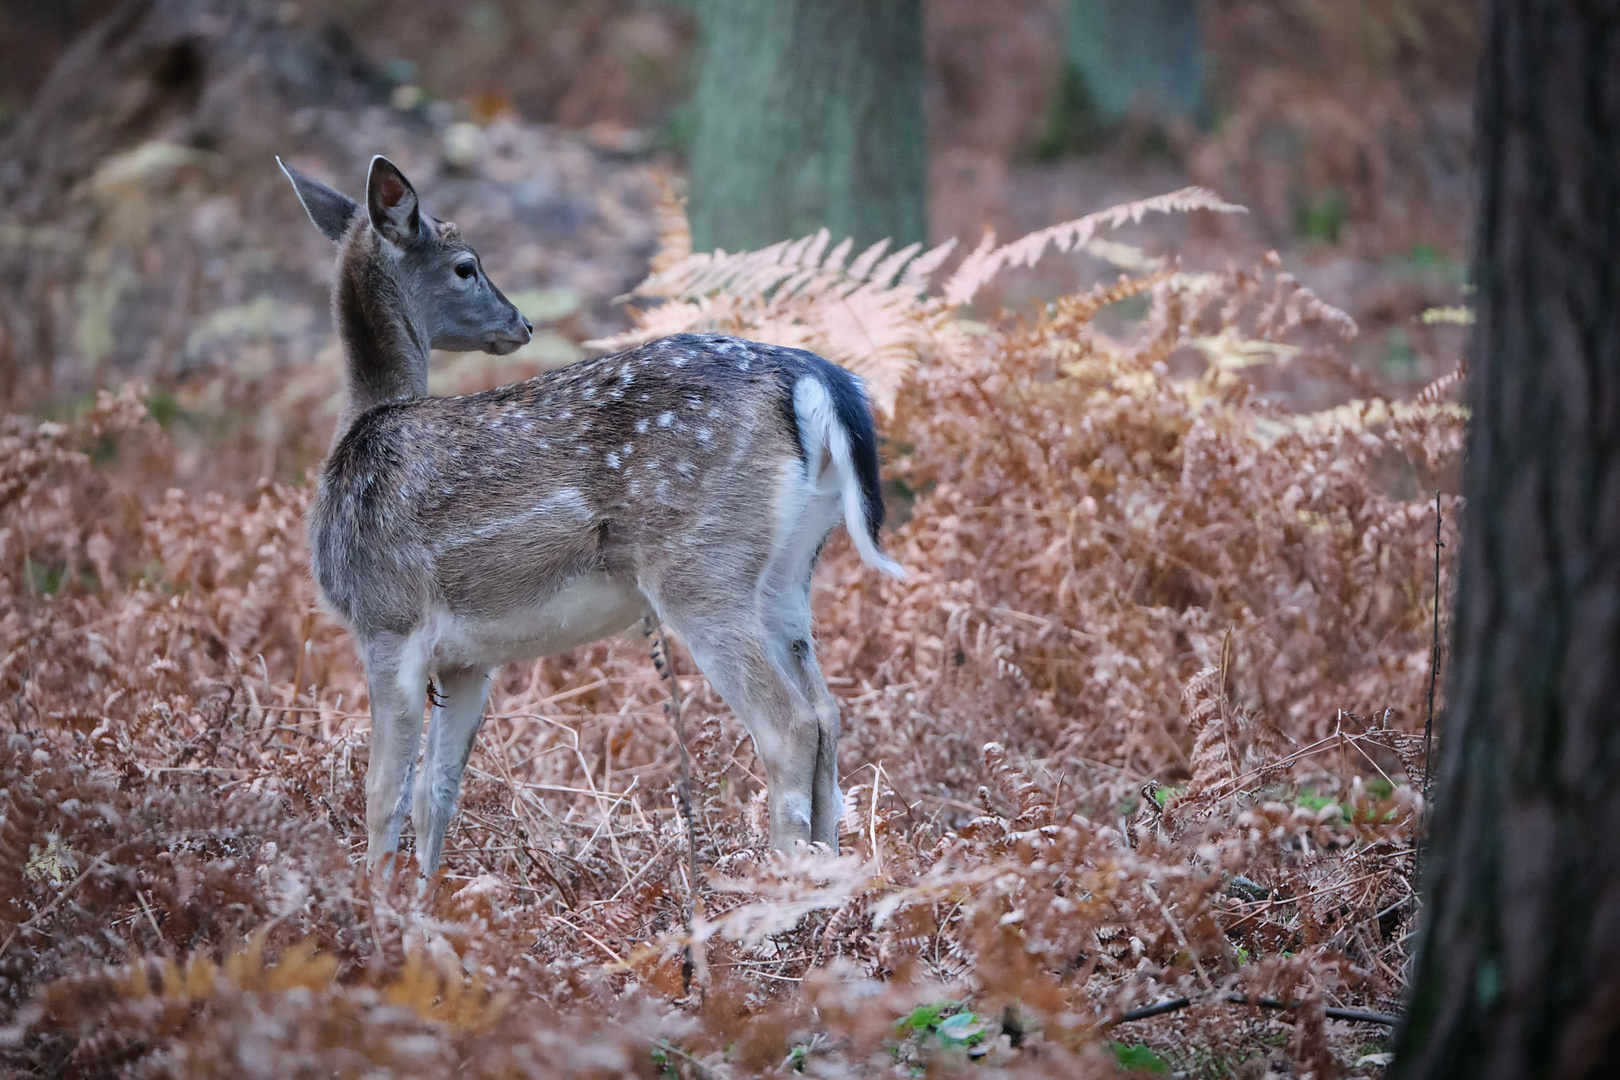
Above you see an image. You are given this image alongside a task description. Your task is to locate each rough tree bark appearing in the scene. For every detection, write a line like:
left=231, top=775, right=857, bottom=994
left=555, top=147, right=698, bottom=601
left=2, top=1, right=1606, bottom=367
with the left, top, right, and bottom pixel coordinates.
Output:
left=1392, top=3, right=1620, bottom=1078
left=1065, top=0, right=1203, bottom=125
left=686, top=0, right=926, bottom=254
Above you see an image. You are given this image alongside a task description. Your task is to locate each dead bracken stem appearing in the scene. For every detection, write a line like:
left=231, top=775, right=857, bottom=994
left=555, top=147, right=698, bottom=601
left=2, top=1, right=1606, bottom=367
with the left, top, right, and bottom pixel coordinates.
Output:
left=867, top=761, right=886, bottom=873
left=1218, top=627, right=1239, bottom=781
left=1415, top=489, right=1444, bottom=884
left=1424, top=490, right=1443, bottom=802
left=1143, top=880, right=1212, bottom=992
left=645, top=616, right=705, bottom=998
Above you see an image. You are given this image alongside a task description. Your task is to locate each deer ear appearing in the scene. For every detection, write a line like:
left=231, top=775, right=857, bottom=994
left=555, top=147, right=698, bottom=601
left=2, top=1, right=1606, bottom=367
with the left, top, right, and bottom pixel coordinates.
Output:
left=366, top=155, right=422, bottom=247
left=277, top=157, right=358, bottom=243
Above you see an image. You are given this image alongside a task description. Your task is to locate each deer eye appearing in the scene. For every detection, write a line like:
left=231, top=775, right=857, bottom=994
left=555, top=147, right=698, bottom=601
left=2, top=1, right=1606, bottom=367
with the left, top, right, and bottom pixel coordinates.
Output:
left=454, top=261, right=476, bottom=280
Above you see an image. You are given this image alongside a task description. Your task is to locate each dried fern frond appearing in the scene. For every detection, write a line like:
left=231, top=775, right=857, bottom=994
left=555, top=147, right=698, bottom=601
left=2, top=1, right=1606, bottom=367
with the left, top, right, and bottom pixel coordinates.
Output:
left=587, top=224, right=960, bottom=414
left=1181, top=666, right=1241, bottom=800
left=1412, top=363, right=1467, bottom=406
left=1261, top=393, right=1469, bottom=441
left=942, top=187, right=1248, bottom=306
left=1420, top=305, right=1474, bottom=325
left=647, top=174, right=692, bottom=277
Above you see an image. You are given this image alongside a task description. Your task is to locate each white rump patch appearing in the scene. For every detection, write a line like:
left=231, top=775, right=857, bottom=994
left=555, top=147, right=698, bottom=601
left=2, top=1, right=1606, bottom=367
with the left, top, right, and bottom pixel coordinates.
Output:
left=791, top=376, right=904, bottom=579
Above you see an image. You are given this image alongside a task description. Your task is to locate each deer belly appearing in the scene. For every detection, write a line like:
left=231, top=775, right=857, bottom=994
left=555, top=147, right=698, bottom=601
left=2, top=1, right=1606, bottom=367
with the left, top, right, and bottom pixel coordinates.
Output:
left=425, top=573, right=650, bottom=668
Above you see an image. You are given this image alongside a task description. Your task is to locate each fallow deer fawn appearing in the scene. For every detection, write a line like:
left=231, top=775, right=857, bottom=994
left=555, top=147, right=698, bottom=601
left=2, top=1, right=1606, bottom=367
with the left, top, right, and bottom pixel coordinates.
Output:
left=279, top=155, right=902, bottom=874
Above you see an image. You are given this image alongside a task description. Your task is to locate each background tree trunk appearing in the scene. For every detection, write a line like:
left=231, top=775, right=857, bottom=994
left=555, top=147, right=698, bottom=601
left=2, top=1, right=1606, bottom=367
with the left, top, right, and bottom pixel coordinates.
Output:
left=1392, top=2, right=1620, bottom=1077
left=1064, top=0, right=1204, bottom=126
left=686, top=0, right=926, bottom=254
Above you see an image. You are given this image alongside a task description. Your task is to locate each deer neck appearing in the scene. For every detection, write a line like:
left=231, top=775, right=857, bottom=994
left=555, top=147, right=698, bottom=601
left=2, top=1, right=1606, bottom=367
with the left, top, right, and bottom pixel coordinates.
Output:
left=333, top=248, right=431, bottom=435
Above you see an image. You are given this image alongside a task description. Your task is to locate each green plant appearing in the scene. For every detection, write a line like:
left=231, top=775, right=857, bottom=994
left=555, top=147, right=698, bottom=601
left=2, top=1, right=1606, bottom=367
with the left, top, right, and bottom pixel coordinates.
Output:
left=1031, top=62, right=1111, bottom=160
left=1109, top=1040, right=1171, bottom=1073
left=897, top=1001, right=991, bottom=1050
left=1294, top=188, right=1348, bottom=243
left=1384, top=327, right=1418, bottom=377
left=1294, top=787, right=1336, bottom=812
left=651, top=1041, right=681, bottom=1080
left=1395, top=243, right=1468, bottom=283
left=1154, top=785, right=1186, bottom=807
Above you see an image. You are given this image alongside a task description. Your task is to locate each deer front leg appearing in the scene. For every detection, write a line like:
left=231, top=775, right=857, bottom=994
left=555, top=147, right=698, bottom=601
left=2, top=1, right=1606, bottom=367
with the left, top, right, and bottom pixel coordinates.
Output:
left=755, top=701, right=822, bottom=850
left=361, top=635, right=428, bottom=872
left=412, top=666, right=491, bottom=875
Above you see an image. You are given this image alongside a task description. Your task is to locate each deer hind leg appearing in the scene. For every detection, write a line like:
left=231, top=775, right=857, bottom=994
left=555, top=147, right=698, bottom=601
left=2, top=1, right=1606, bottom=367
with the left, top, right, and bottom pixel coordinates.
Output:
left=656, top=597, right=834, bottom=852
left=773, top=600, right=844, bottom=849
left=412, top=665, right=491, bottom=875
left=802, top=652, right=844, bottom=848
left=361, top=634, right=428, bottom=871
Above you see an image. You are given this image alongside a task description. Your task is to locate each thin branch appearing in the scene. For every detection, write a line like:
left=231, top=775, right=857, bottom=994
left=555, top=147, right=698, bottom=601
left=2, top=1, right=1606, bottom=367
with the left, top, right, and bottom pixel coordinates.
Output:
left=1111, top=992, right=1399, bottom=1027
left=1423, top=490, right=1443, bottom=800
left=646, top=617, right=706, bottom=998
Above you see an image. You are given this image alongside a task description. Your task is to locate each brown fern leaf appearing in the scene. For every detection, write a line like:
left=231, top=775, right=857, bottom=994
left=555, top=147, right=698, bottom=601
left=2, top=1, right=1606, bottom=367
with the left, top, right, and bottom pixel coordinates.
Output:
left=587, top=220, right=959, bottom=415
left=1412, top=363, right=1467, bottom=407
left=942, top=187, right=1247, bottom=306
left=1051, top=268, right=1178, bottom=330
left=980, top=742, right=1053, bottom=826
left=647, top=174, right=691, bottom=277
left=1182, top=666, right=1234, bottom=799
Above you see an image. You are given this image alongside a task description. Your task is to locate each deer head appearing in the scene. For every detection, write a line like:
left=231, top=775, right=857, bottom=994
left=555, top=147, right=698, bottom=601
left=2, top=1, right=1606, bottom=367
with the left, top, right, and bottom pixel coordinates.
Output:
left=278, top=155, right=533, bottom=421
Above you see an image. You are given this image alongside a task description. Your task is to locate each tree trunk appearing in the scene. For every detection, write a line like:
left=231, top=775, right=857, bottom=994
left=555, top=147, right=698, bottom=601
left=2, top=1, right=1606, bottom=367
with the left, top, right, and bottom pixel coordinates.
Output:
left=1064, top=0, right=1203, bottom=125
left=686, top=0, right=926, bottom=254
left=1391, top=3, right=1620, bottom=1078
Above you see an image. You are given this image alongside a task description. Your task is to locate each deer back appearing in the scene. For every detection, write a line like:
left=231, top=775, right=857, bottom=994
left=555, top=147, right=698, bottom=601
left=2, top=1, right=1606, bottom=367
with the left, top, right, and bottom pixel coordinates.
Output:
left=309, top=334, right=881, bottom=646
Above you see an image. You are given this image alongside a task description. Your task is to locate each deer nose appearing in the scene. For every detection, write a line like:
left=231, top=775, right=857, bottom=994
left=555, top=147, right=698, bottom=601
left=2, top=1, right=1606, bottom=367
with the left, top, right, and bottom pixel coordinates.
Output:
left=521, top=315, right=534, bottom=336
